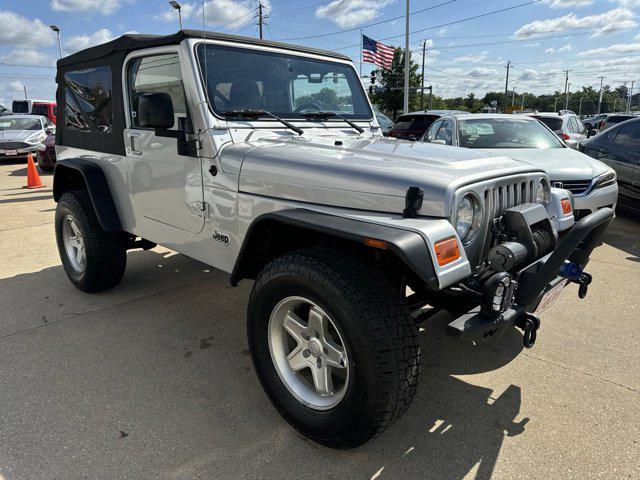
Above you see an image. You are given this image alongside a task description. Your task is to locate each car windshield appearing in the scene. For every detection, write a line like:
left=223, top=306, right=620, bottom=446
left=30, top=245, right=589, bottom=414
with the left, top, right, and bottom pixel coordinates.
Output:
left=0, top=118, right=41, bottom=131
left=531, top=116, right=563, bottom=132
left=196, top=44, right=372, bottom=120
left=457, top=118, right=564, bottom=149
left=391, top=115, right=437, bottom=132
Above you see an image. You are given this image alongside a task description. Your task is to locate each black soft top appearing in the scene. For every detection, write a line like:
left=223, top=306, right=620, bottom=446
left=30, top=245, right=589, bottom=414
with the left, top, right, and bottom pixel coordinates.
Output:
left=57, top=29, right=350, bottom=68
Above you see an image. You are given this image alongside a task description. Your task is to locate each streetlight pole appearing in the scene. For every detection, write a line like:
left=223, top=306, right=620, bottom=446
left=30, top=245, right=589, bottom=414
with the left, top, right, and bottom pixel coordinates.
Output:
left=565, top=83, right=571, bottom=111
left=49, top=25, right=62, bottom=58
left=563, top=69, right=571, bottom=111
left=169, top=1, right=183, bottom=30
left=503, top=61, right=511, bottom=113
left=403, top=0, right=410, bottom=114
left=627, top=80, right=635, bottom=113
left=578, top=96, right=584, bottom=116
left=420, top=40, right=427, bottom=111
left=597, top=76, right=605, bottom=114
left=521, top=92, right=525, bottom=111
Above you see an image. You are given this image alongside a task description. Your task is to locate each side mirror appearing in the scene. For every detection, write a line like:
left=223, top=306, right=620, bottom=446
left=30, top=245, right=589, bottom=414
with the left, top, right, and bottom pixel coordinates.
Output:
left=587, top=129, right=597, bottom=138
left=430, top=139, right=446, bottom=145
left=45, top=126, right=55, bottom=134
left=138, top=92, right=174, bottom=129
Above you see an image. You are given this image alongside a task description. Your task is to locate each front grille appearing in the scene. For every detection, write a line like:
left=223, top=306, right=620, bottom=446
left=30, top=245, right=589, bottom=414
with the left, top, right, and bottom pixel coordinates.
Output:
left=0, top=141, right=30, bottom=149
left=551, top=179, right=591, bottom=195
left=485, top=179, right=536, bottom=219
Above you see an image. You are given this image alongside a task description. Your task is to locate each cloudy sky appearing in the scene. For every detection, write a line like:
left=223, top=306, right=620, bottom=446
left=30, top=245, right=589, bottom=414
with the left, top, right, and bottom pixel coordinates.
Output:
left=1, top=0, right=639, bottom=106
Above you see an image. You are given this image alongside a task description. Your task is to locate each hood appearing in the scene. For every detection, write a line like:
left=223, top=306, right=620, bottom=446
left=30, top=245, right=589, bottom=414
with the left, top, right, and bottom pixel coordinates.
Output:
left=229, top=134, right=543, bottom=217
left=474, top=147, right=609, bottom=181
left=0, top=130, right=42, bottom=143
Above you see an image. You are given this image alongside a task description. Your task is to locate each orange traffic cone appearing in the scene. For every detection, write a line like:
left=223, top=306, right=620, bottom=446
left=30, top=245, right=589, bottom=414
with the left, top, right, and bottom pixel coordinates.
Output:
left=24, top=154, right=45, bottom=189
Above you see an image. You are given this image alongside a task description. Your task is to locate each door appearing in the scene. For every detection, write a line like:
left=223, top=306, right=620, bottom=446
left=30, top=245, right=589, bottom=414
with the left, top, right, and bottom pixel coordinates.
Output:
left=600, top=122, right=640, bottom=203
left=123, top=51, right=204, bottom=234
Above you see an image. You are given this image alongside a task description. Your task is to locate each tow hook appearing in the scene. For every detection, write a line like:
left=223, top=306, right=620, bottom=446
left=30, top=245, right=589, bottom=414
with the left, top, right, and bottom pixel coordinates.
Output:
left=516, top=312, right=540, bottom=349
left=575, top=272, right=592, bottom=299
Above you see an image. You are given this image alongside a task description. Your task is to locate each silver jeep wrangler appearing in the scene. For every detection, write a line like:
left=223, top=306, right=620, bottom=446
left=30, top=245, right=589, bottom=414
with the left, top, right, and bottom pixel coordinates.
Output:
left=52, top=31, right=613, bottom=448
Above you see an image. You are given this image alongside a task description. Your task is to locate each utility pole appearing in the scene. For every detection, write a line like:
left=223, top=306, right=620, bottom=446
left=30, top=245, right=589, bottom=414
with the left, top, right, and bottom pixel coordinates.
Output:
left=521, top=92, right=525, bottom=111
left=503, top=61, right=511, bottom=113
left=359, top=29, right=363, bottom=78
left=258, top=2, right=264, bottom=40
left=554, top=97, right=558, bottom=112
left=420, top=40, right=427, bottom=111
left=579, top=96, right=584, bottom=116
left=23, top=85, right=27, bottom=99
left=429, top=85, right=433, bottom=110
left=511, top=89, right=515, bottom=107
left=597, top=76, right=605, bottom=114
left=627, top=80, right=635, bottom=112
left=403, top=0, right=410, bottom=114
left=563, top=69, right=571, bottom=111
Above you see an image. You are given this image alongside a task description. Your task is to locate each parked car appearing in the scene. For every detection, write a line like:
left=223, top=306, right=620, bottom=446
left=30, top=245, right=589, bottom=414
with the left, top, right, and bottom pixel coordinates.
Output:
left=52, top=30, right=612, bottom=448
left=32, top=102, right=58, bottom=124
left=0, top=104, right=11, bottom=117
left=421, top=114, right=618, bottom=220
left=559, top=109, right=575, bottom=116
left=11, top=99, right=55, bottom=114
left=0, top=114, right=55, bottom=161
left=580, top=117, right=640, bottom=214
left=375, top=111, right=394, bottom=135
left=387, top=110, right=468, bottom=140
left=582, top=114, right=607, bottom=131
left=528, top=112, right=587, bottom=149
left=36, top=133, right=56, bottom=171
left=600, top=114, right=636, bottom=132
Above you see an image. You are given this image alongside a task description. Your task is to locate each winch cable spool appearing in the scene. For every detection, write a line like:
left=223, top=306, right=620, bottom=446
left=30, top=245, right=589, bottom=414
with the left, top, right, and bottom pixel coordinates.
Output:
left=531, top=226, right=554, bottom=258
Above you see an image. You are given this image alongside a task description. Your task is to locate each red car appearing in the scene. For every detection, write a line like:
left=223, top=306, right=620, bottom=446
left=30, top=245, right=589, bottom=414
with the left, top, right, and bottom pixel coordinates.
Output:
left=36, top=133, right=56, bottom=172
left=32, top=102, right=58, bottom=125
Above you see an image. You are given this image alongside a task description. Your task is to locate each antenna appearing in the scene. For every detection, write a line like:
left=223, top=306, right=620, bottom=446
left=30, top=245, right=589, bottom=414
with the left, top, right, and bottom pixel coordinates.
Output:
left=202, top=1, right=208, bottom=104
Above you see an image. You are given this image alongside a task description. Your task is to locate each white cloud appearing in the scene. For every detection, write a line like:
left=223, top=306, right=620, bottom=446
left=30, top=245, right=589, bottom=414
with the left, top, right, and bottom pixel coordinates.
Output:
left=576, top=56, right=638, bottom=68
left=542, top=0, right=593, bottom=8
left=450, top=51, right=490, bottom=63
left=577, top=42, right=640, bottom=56
left=0, top=11, right=55, bottom=47
left=514, top=8, right=637, bottom=38
left=523, top=42, right=541, bottom=47
left=8, top=81, right=25, bottom=93
left=558, top=44, right=572, bottom=52
left=1, top=48, right=55, bottom=67
left=316, top=0, right=393, bottom=28
left=51, top=0, right=122, bottom=15
left=198, top=0, right=267, bottom=29
left=65, top=29, right=115, bottom=53
left=464, top=67, right=498, bottom=77
left=614, top=0, right=640, bottom=7
left=545, top=46, right=555, bottom=54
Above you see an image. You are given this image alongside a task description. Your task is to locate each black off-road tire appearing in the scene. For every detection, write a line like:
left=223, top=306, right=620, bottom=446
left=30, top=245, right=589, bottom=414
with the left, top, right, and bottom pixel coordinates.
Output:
left=247, top=247, right=421, bottom=448
left=55, top=190, right=126, bottom=292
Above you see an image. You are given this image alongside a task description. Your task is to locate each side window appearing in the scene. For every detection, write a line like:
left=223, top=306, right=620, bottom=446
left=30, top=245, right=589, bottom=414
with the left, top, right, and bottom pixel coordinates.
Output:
left=64, top=66, right=113, bottom=133
left=128, top=53, right=187, bottom=131
left=575, top=117, right=586, bottom=134
left=436, top=120, right=453, bottom=145
left=613, top=122, right=640, bottom=149
left=568, top=117, right=578, bottom=133
left=424, top=120, right=442, bottom=142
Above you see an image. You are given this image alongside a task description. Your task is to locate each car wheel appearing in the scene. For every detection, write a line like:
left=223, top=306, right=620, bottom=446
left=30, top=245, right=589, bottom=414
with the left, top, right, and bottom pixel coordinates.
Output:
left=55, top=190, right=127, bottom=292
left=247, top=247, right=421, bottom=448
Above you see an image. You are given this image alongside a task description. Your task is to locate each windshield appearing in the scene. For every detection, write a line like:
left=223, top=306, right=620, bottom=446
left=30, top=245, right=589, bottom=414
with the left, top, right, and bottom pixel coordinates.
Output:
left=196, top=44, right=372, bottom=120
left=457, top=118, right=564, bottom=149
left=531, top=116, right=563, bottom=132
left=0, top=118, right=41, bottom=131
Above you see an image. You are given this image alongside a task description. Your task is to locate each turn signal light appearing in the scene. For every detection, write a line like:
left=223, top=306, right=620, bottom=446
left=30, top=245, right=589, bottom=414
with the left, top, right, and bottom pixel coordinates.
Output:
left=434, top=237, right=461, bottom=266
left=561, top=197, right=572, bottom=215
left=363, top=237, right=387, bottom=249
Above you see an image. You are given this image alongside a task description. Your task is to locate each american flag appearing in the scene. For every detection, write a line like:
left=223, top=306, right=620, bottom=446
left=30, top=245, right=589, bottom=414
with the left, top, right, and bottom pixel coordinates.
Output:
left=362, top=35, right=394, bottom=69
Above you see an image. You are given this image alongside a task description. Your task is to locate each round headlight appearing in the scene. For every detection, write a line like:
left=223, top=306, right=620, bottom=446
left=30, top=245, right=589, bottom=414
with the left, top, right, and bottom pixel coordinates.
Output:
left=535, top=178, right=550, bottom=205
left=456, top=193, right=482, bottom=244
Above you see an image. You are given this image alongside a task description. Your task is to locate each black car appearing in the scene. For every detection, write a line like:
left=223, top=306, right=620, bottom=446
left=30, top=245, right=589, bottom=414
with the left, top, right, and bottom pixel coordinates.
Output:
left=387, top=110, right=468, bottom=140
left=580, top=117, right=640, bottom=213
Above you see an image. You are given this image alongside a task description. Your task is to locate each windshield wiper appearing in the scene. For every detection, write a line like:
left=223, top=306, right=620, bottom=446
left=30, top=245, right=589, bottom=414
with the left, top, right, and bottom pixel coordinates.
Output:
left=300, top=111, right=364, bottom=133
left=220, top=109, right=303, bottom=135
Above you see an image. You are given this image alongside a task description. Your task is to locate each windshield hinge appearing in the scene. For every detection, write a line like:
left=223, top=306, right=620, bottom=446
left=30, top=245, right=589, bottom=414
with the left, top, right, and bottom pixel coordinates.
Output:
left=194, top=201, right=210, bottom=219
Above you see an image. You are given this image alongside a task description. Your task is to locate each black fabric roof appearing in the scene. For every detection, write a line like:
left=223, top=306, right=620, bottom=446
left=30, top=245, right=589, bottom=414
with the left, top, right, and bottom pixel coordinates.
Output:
left=57, top=29, right=351, bottom=68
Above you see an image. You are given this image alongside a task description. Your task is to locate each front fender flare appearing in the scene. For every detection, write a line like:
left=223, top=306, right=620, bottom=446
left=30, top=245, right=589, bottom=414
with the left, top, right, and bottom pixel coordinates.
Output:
left=230, top=209, right=438, bottom=290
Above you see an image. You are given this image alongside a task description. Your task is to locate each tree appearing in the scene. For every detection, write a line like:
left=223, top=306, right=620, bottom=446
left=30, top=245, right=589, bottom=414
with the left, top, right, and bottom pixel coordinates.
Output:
left=369, top=48, right=422, bottom=120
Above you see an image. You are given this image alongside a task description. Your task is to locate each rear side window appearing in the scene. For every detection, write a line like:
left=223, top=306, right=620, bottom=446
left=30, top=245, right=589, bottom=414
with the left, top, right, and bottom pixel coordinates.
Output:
left=12, top=101, right=29, bottom=113
left=128, top=53, right=187, bottom=131
left=64, top=66, right=113, bottom=133
left=613, top=121, right=640, bottom=148
left=391, top=115, right=437, bottom=132
left=534, top=116, right=562, bottom=132
left=32, top=104, right=48, bottom=116
left=423, top=120, right=443, bottom=142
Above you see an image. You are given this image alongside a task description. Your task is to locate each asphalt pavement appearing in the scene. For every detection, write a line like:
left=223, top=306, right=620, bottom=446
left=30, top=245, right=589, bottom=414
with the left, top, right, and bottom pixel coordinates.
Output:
left=0, top=160, right=638, bottom=480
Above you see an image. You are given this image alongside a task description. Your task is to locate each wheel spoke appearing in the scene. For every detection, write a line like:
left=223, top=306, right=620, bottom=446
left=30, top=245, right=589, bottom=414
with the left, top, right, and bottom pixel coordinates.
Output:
left=307, top=306, right=326, bottom=337
left=311, top=362, right=334, bottom=396
left=287, top=347, right=309, bottom=372
left=283, top=312, right=307, bottom=343
left=323, top=340, right=346, bottom=369
left=69, top=220, right=80, bottom=237
left=75, top=247, right=84, bottom=266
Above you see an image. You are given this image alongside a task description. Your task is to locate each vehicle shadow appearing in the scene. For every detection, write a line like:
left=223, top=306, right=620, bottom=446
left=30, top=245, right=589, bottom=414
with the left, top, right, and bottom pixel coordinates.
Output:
left=0, top=249, right=528, bottom=480
left=603, top=210, right=640, bottom=263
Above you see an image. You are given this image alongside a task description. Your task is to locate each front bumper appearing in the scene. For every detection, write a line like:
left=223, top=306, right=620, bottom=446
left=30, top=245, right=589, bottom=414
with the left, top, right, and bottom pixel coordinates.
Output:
left=446, top=207, right=614, bottom=344
left=573, top=183, right=618, bottom=218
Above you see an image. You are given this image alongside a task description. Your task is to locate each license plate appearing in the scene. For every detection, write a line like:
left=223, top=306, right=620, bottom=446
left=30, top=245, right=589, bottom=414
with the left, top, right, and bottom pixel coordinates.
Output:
left=535, top=279, right=568, bottom=314
left=5, top=150, right=17, bottom=156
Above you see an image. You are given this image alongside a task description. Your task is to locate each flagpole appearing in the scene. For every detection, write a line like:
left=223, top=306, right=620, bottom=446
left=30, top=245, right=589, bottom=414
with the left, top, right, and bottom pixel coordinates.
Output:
left=403, top=0, right=410, bottom=114
left=359, top=29, right=363, bottom=78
